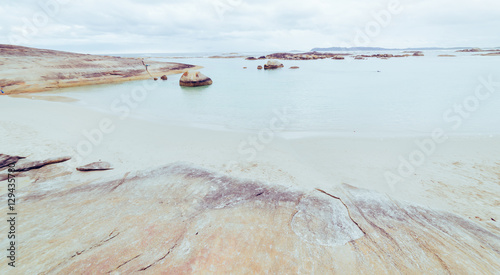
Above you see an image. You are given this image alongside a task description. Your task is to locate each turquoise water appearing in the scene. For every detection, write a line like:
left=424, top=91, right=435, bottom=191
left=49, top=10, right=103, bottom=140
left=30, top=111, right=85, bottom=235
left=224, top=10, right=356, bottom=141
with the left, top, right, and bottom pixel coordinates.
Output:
left=46, top=51, right=500, bottom=137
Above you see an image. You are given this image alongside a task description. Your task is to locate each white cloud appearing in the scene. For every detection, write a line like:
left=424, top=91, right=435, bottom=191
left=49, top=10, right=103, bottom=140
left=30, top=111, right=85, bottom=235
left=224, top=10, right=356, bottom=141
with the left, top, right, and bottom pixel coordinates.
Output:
left=1, top=0, right=499, bottom=53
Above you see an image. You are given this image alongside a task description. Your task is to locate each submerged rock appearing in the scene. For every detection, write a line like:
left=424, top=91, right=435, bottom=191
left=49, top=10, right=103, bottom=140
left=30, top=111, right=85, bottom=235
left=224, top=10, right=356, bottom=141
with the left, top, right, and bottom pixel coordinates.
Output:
left=179, top=71, right=213, bottom=87
left=290, top=66, right=300, bottom=69
left=77, top=161, right=113, bottom=172
left=264, top=60, right=284, bottom=70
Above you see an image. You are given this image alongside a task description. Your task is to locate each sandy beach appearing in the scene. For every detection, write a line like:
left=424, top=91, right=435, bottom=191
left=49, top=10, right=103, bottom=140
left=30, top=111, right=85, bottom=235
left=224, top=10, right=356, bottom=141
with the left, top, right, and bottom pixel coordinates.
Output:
left=2, top=95, right=499, bottom=220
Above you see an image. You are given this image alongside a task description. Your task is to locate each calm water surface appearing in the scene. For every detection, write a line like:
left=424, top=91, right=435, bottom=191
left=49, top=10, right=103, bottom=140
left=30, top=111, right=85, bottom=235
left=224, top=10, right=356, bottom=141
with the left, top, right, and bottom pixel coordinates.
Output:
left=44, top=50, right=500, bottom=137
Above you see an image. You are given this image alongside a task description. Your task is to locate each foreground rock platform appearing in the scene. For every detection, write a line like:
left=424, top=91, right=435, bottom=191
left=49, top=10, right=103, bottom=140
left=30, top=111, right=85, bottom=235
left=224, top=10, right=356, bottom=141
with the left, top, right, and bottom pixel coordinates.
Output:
left=0, top=163, right=498, bottom=273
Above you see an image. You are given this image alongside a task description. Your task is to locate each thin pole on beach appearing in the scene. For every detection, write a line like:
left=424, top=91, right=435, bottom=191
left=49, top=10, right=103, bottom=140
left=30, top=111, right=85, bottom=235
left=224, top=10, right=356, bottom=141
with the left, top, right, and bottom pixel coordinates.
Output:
left=142, top=59, right=153, bottom=78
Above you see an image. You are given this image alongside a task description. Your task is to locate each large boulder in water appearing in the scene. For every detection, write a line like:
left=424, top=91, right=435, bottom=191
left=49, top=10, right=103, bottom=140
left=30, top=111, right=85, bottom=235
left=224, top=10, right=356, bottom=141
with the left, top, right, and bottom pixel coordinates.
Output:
left=264, top=60, right=284, bottom=70
left=179, top=71, right=213, bottom=87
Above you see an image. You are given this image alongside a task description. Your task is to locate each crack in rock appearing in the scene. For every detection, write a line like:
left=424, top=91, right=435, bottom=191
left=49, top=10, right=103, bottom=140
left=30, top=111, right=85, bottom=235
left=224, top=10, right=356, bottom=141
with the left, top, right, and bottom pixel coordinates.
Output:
left=315, top=188, right=367, bottom=235
left=108, top=254, right=141, bottom=273
left=290, top=189, right=365, bottom=247
left=138, top=243, right=178, bottom=272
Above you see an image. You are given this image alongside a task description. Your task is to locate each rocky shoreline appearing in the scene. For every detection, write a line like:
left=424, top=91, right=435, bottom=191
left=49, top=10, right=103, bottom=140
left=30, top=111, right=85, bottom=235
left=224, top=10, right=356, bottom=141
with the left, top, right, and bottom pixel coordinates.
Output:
left=0, top=45, right=200, bottom=94
left=243, top=51, right=418, bottom=61
left=235, top=48, right=499, bottom=61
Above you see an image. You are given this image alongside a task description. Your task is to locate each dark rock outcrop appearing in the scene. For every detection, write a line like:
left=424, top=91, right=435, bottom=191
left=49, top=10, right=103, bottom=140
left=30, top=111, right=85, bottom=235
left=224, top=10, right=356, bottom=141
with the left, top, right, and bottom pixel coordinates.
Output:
left=0, top=154, right=25, bottom=169
left=160, top=75, right=168, bottom=80
left=457, top=48, right=482, bottom=52
left=14, top=156, right=71, bottom=172
left=266, top=52, right=351, bottom=60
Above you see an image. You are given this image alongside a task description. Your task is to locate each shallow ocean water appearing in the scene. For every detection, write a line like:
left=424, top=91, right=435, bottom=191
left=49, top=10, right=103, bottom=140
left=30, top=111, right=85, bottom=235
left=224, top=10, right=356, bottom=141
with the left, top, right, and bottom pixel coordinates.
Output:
left=45, top=50, right=500, bottom=137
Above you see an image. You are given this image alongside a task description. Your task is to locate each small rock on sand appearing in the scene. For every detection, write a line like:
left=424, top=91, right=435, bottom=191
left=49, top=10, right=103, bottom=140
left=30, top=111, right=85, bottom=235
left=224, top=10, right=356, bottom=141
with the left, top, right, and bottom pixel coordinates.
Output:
left=161, top=75, right=168, bottom=80
left=77, top=161, right=113, bottom=172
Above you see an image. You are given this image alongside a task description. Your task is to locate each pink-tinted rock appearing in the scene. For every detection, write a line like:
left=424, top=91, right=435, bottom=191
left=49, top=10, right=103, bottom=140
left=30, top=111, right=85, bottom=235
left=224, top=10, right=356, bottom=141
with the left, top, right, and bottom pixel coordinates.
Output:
left=7, top=163, right=500, bottom=274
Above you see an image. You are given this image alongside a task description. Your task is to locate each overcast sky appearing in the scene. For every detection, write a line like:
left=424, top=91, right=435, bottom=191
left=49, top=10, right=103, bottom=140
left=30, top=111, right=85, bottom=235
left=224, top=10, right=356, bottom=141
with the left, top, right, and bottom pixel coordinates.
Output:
left=1, top=0, right=500, bottom=54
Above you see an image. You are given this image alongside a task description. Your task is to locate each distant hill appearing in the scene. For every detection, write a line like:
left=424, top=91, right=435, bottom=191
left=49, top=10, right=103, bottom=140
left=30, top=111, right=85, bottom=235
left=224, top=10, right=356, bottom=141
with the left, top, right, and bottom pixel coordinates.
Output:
left=311, top=46, right=468, bottom=52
